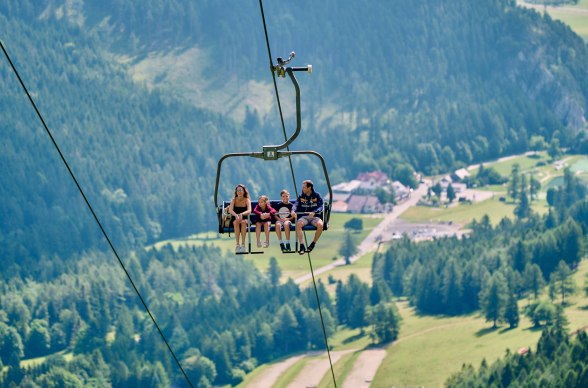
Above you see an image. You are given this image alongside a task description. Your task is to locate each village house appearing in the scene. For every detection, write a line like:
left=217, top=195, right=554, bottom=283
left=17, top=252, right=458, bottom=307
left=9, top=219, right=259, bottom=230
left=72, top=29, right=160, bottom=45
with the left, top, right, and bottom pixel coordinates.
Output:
left=356, top=171, right=390, bottom=190
left=329, top=171, right=402, bottom=213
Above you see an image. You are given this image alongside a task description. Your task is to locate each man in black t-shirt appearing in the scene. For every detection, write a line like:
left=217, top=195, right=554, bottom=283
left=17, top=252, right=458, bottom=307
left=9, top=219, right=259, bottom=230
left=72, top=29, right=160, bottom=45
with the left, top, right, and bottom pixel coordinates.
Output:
left=293, top=180, right=324, bottom=255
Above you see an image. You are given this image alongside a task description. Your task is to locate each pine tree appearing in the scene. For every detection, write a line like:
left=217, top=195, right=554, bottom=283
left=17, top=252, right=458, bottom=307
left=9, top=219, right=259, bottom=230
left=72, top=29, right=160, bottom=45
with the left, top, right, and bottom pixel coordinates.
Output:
left=524, top=263, right=546, bottom=299
left=549, top=261, right=576, bottom=305
left=339, top=232, right=358, bottom=265
left=267, top=257, right=282, bottom=287
left=508, top=163, right=520, bottom=201
left=479, top=272, right=508, bottom=328
left=367, top=302, right=402, bottom=344
left=504, top=291, right=519, bottom=329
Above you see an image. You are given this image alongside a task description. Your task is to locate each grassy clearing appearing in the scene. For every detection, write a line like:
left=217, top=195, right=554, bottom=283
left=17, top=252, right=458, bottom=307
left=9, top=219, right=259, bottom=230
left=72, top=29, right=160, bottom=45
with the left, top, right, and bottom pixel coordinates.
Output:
left=152, top=213, right=383, bottom=281
left=518, top=0, right=588, bottom=40
left=328, top=326, right=372, bottom=351
left=20, top=350, right=72, bottom=369
left=403, top=153, right=585, bottom=227
left=400, top=197, right=518, bottom=226
left=301, top=251, right=376, bottom=293
left=369, top=259, right=588, bottom=387
left=371, top=307, right=542, bottom=387
left=469, top=152, right=549, bottom=176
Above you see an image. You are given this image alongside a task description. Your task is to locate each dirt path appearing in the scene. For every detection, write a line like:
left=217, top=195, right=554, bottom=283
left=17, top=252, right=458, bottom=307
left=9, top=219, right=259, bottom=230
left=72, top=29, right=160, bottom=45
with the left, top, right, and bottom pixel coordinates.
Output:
left=245, top=354, right=306, bottom=387
left=286, top=350, right=354, bottom=388
left=342, top=348, right=387, bottom=388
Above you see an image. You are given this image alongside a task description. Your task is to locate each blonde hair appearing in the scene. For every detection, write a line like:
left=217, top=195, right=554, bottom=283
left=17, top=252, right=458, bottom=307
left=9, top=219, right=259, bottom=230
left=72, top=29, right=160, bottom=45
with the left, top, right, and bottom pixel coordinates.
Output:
left=258, top=195, right=269, bottom=203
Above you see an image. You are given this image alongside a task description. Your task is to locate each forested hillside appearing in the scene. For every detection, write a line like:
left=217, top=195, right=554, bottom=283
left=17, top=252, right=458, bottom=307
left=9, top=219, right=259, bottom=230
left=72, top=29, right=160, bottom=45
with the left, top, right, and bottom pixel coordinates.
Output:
left=2, top=0, right=587, bottom=262
left=71, top=0, right=588, bottom=176
left=1, top=2, right=588, bottom=386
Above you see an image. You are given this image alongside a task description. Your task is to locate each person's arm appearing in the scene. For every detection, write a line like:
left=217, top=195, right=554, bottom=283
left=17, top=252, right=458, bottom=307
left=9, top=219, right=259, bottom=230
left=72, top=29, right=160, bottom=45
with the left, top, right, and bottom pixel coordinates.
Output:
left=244, top=199, right=252, bottom=216
left=253, top=204, right=262, bottom=217
left=314, top=192, right=324, bottom=214
left=292, top=196, right=299, bottom=214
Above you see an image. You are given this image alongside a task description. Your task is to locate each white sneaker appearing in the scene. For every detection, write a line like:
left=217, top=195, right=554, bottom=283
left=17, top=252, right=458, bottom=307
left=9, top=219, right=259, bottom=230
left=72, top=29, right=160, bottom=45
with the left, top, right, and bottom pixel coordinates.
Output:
left=235, top=245, right=241, bottom=253
left=239, top=245, right=246, bottom=253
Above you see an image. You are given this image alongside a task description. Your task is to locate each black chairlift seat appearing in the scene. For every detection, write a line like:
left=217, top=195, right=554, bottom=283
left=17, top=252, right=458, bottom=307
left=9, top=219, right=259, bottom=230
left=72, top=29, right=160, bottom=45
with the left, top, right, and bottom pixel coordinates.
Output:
left=217, top=199, right=331, bottom=235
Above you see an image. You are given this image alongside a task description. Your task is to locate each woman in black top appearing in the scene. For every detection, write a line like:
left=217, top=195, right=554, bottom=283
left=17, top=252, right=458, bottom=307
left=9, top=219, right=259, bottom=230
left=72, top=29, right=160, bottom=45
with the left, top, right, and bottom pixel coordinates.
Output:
left=229, top=184, right=252, bottom=253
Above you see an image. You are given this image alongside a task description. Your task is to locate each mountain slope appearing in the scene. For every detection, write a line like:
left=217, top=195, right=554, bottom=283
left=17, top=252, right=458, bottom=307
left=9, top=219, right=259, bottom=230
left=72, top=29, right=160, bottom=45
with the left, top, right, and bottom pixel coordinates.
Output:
left=1, top=0, right=588, bottom=264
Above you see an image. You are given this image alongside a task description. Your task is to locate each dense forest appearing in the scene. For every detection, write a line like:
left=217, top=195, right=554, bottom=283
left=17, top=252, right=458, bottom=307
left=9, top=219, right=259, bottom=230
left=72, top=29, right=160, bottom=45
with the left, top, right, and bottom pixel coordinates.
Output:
left=0, top=244, right=400, bottom=386
left=2, top=0, right=588, bottom=263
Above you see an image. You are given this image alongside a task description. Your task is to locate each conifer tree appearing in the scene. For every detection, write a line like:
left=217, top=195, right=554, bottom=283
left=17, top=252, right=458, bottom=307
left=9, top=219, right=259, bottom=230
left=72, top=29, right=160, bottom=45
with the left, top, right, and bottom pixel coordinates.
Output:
left=267, top=257, right=282, bottom=287
left=548, top=261, right=576, bottom=305
left=504, top=291, right=519, bottom=329
left=479, top=272, right=508, bottom=327
left=339, top=232, right=358, bottom=265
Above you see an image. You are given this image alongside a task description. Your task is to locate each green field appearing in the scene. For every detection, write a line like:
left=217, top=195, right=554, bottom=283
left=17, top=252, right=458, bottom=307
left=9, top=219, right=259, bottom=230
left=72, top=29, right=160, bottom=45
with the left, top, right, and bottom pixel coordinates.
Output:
left=152, top=213, right=383, bottom=280
left=401, top=197, right=515, bottom=226
left=239, top=258, right=588, bottom=387
left=371, top=259, right=588, bottom=387
left=517, top=0, right=588, bottom=41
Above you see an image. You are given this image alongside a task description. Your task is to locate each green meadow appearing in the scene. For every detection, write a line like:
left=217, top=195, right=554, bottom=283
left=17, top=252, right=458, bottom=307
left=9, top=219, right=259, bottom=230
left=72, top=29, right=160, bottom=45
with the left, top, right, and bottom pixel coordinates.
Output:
left=238, top=258, right=588, bottom=387
left=152, top=212, right=383, bottom=280
left=518, top=0, right=588, bottom=41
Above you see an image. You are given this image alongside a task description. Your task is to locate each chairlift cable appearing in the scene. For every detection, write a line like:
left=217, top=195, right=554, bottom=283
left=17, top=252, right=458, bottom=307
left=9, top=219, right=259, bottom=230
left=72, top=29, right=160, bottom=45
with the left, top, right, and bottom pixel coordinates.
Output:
left=0, top=40, right=194, bottom=388
left=256, top=3, right=338, bottom=387
left=257, top=0, right=299, bottom=197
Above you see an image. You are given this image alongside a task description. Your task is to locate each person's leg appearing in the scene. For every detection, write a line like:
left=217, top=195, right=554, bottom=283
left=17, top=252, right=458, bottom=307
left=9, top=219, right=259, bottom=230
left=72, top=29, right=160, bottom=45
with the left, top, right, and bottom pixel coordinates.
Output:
left=297, top=217, right=308, bottom=254
left=284, top=221, right=291, bottom=240
left=296, top=218, right=307, bottom=243
left=276, top=221, right=283, bottom=240
left=264, top=222, right=270, bottom=246
left=284, top=221, right=292, bottom=251
left=276, top=221, right=286, bottom=252
left=265, top=221, right=270, bottom=242
left=313, top=219, right=324, bottom=243
left=234, top=219, right=240, bottom=249
left=308, top=219, right=323, bottom=251
left=240, top=220, right=248, bottom=246
left=255, top=222, right=262, bottom=246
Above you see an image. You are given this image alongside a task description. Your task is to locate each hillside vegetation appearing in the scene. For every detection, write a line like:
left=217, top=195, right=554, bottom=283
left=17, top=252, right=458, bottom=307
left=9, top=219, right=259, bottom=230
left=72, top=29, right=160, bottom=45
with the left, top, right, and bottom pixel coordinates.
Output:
left=1, top=1, right=588, bottom=386
left=2, top=0, right=588, bottom=262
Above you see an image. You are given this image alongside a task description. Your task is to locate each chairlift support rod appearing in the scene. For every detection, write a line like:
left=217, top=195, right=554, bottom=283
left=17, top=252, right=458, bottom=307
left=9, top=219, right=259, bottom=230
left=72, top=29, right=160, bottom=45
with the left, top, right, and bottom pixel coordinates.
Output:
left=262, top=52, right=312, bottom=158
left=214, top=150, right=332, bottom=211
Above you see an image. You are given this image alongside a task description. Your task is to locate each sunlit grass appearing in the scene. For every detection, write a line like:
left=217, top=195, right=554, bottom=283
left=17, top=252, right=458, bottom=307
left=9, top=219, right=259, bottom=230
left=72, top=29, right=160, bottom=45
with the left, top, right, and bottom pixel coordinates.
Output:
left=272, top=357, right=312, bottom=388
left=369, top=259, right=588, bottom=387
left=20, top=350, right=72, bottom=369
left=151, top=213, right=383, bottom=281
left=318, top=351, right=361, bottom=388
left=400, top=197, right=518, bottom=226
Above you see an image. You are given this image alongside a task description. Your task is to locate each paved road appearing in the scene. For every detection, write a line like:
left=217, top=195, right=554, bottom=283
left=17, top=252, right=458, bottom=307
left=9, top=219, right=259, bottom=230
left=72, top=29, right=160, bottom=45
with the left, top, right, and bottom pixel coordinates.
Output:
left=294, top=182, right=429, bottom=284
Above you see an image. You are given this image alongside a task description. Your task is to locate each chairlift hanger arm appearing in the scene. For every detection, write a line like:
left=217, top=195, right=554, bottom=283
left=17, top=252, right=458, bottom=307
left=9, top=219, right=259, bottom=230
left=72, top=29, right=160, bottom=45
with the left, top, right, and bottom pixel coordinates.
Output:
left=263, top=52, right=312, bottom=156
left=213, top=150, right=332, bottom=214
